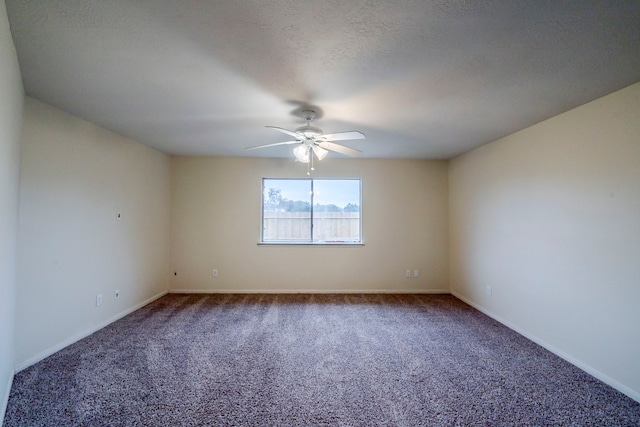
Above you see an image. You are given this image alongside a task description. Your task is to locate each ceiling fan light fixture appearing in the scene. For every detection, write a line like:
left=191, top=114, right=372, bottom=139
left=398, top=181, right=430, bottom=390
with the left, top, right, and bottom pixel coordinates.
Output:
left=293, top=144, right=310, bottom=163
left=313, top=145, right=328, bottom=161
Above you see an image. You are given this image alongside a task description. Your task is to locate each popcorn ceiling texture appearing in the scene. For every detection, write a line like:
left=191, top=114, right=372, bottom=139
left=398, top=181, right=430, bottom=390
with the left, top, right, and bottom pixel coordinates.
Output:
left=5, top=1, right=640, bottom=158
left=5, top=294, right=640, bottom=426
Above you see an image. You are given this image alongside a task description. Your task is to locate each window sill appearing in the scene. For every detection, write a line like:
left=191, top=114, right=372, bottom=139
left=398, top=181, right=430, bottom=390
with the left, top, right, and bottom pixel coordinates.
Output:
left=258, top=241, right=364, bottom=247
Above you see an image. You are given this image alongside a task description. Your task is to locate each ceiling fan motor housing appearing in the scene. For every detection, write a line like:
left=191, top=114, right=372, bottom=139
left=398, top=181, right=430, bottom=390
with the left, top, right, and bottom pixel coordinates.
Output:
left=296, top=110, right=322, bottom=138
left=296, top=124, right=323, bottom=138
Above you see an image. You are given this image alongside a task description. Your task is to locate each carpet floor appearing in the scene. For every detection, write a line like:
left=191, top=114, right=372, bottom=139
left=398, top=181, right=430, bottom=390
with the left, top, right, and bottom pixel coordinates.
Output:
left=4, top=293, right=640, bottom=426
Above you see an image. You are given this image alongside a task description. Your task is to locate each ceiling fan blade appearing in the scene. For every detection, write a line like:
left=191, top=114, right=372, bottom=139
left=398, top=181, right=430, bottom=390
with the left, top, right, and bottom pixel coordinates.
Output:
left=319, top=131, right=365, bottom=142
left=317, top=141, right=362, bottom=157
left=245, top=140, right=300, bottom=150
left=265, top=126, right=303, bottom=140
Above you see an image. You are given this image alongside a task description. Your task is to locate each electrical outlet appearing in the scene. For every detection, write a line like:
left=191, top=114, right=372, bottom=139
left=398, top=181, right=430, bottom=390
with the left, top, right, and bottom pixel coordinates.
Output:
left=413, top=270, right=419, bottom=278
left=96, top=294, right=103, bottom=307
left=212, top=269, right=218, bottom=277
left=486, top=286, right=492, bottom=296
left=405, top=269, right=411, bottom=278
left=114, top=289, right=120, bottom=299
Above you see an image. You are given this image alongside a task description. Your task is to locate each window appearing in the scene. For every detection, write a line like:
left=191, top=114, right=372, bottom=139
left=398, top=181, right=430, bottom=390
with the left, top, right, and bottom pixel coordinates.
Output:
left=262, top=178, right=362, bottom=244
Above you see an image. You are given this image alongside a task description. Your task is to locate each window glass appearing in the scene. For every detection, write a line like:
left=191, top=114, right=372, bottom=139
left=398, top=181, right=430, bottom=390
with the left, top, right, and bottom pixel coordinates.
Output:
left=312, top=179, right=361, bottom=242
left=262, top=178, right=361, bottom=244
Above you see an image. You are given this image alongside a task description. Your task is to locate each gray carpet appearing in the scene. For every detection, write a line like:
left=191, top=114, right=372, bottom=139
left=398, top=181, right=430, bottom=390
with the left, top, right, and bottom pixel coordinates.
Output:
left=4, top=294, right=640, bottom=426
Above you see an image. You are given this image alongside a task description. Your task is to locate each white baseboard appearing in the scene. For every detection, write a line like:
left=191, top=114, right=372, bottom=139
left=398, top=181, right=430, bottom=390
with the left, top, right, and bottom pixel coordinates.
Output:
left=1, top=371, right=14, bottom=426
left=451, top=291, right=640, bottom=404
left=169, top=288, right=451, bottom=294
left=14, top=290, right=168, bottom=373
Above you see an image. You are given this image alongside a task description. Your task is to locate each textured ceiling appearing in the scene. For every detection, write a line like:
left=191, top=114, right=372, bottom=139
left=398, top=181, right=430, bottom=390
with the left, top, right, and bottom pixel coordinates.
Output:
left=6, top=0, right=640, bottom=159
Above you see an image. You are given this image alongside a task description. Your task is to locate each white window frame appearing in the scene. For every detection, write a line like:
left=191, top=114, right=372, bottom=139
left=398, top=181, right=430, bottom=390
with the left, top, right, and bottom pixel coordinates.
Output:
left=260, top=178, right=363, bottom=245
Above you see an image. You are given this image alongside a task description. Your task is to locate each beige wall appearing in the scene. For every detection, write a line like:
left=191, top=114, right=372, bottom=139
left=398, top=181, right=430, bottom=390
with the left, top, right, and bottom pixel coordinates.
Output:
left=449, top=82, right=640, bottom=401
left=0, top=0, right=23, bottom=419
left=15, top=97, right=172, bottom=368
left=171, top=157, right=449, bottom=293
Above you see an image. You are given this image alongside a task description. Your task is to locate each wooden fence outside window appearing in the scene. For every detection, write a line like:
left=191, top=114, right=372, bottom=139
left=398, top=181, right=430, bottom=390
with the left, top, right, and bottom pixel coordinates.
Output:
left=263, top=212, right=360, bottom=241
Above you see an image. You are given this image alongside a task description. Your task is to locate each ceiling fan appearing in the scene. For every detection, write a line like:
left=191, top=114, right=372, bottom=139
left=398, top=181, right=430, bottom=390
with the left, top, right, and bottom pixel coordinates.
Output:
left=246, top=109, right=365, bottom=171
